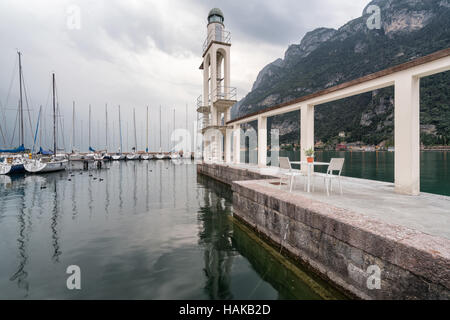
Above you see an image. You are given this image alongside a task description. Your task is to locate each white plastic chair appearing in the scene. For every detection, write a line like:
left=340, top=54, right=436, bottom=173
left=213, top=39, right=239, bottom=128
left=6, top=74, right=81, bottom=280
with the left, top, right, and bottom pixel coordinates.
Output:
left=312, top=158, right=345, bottom=196
left=279, top=157, right=306, bottom=192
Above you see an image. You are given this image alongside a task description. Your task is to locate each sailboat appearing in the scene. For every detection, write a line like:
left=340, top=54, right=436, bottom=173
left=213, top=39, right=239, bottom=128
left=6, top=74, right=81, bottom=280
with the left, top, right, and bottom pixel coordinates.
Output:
left=141, top=106, right=153, bottom=160
left=112, top=105, right=126, bottom=160
left=0, top=51, right=27, bottom=175
left=155, top=105, right=165, bottom=160
left=24, top=73, right=68, bottom=173
left=126, top=108, right=140, bottom=160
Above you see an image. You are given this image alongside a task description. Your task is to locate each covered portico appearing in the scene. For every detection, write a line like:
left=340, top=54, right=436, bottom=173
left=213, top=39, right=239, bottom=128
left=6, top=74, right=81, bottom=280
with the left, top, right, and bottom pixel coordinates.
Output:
left=224, top=48, right=450, bottom=195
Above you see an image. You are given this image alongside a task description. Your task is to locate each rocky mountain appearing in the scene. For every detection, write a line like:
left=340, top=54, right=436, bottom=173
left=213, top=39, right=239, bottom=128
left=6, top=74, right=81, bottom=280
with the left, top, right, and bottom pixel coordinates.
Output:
left=231, top=0, right=450, bottom=147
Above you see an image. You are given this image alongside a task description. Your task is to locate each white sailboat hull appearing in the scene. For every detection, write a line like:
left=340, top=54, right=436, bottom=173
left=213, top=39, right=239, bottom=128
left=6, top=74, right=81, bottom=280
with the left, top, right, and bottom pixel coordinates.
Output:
left=126, top=154, right=140, bottom=160
left=170, top=153, right=180, bottom=159
left=24, top=159, right=68, bottom=173
left=155, top=154, right=165, bottom=160
left=141, top=154, right=153, bottom=160
left=0, top=159, right=25, bottom=175
left=0, top=164, right=12, bottom=175
left=112, top=154, right=126, bottom=160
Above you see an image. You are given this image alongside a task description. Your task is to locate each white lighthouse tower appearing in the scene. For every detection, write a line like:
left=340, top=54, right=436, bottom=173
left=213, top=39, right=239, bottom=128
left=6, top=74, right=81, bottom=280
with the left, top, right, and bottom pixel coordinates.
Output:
left=197, top=8, right=236, bottom=162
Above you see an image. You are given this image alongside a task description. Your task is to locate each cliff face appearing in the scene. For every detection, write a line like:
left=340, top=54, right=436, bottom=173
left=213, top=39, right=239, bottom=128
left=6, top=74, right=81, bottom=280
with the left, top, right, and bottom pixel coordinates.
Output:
left=232, top=0, right=450, bottom=146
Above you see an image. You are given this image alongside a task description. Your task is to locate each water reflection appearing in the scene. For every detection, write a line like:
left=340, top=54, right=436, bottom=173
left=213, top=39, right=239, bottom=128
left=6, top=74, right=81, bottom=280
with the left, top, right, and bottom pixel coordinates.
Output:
left=197, top=175, right=235, bottom=299
left=0, top=161, right=342, bottom=299
left=9, top=186, right=29, bottom=297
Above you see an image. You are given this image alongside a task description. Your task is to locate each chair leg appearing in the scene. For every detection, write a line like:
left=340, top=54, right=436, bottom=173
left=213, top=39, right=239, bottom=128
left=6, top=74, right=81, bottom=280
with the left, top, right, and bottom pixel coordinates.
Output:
left=339, top=177, right=342, bottom=195
left=325, top=178, right=329, bottom=196
left=289, top=175, right=294, bottom=192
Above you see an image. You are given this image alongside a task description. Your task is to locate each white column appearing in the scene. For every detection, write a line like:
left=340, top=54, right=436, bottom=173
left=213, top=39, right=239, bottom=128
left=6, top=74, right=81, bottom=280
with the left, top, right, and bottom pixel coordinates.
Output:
left=210, top=49, right=218, bottom=126
left=257, top=116, right=267, bottom=168
left=300, top=104, right=314, bottom=172
left=395, top=73, right=420, bottom=195
left=203, top=56, right=209, bottom=107
left=224, top=49, right=230, bottom=99
left=225, top=128, right=232, bottom=163
left=233, top=124, right=240, bottom=164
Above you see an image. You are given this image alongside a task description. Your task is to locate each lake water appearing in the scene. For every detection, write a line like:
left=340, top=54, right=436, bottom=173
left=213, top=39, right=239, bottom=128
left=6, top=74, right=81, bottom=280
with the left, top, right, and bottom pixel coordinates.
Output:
left=243, top=150, right=449, bottom=196
left=0, top=161, right=344, bottom=299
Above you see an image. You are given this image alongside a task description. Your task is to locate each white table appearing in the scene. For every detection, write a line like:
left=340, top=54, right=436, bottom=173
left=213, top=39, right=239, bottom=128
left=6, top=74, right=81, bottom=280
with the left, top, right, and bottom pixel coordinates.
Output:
left=291, top=161, right=330, bottom=192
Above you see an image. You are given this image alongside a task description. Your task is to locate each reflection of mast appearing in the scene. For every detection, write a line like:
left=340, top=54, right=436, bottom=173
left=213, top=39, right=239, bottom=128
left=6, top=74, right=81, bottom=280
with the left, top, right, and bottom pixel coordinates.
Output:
left=159, top=161, right=162, bottom=208
left=173, top=161, right=176, bottom=208
left=133, top=161, right=137, bottom=211
left=51, top=179, right=61, bottom=262
left=146, top=162, right=149, bottom=212
left=71, top=174, right=77, bottom=220
left=119, top=161, right=123, bottom=210
left=9, top=187, right=29, bottom=296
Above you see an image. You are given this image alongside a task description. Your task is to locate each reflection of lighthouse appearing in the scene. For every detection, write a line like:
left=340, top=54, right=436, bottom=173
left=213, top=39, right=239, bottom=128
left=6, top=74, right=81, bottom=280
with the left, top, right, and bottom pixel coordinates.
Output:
left=198, top=8, right=237, bottom=162
left=198, top=174, right=235, bottom=299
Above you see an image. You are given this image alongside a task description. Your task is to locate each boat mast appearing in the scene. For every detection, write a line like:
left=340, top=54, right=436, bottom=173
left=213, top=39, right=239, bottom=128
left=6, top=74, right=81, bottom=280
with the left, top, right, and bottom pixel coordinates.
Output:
left=89, top=104, right=91, bottom=150
left=146, top=106, right=149, bottom=153
left=118, top=105, right=123, bottom=153
left=159, top=105, right=162, bottom=152
left=133, top=108, right=137, bottom=151
left=72, top=101, right=75, bottom=153
left=186, top=103, right=188, bottom=156
left=173, top=108, right=175, bottom=151
left=105, top=103, right=108, bottom=151
left=52, top=73, right=56, bottom=156
left=18, top=51, right=24, bottom=147
left=39, top=105, right=42, bottom=149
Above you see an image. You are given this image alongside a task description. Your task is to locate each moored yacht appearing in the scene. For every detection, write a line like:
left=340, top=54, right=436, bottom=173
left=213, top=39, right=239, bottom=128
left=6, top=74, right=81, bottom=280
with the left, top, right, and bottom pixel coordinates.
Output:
left=24, top=73, right=68, bottom=174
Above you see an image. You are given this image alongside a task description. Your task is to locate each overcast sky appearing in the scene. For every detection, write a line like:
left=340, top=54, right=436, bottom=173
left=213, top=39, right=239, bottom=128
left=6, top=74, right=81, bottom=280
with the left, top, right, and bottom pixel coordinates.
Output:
left=0, top=0, right=369, bottom=152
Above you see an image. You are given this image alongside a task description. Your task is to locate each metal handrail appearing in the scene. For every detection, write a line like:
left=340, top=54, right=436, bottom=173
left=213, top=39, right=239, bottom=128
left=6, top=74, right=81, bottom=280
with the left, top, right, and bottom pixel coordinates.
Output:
left=197, top=95, right=211, bottom=108
left=202, top=30, right=231, bottom=53
left=211, top=86, right=237, bottom=101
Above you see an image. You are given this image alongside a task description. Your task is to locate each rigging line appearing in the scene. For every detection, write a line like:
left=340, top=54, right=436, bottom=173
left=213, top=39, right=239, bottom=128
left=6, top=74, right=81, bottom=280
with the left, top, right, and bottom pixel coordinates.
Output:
left=2, top=56, right=18, bottom=136
left=0, top=119, right=6, bottom=145
left=0, top=101, right=6, bottom=145
left=55, top=83, right=65, bottom=151
left=4, top=54, right=18, bottom=107
left=10, top=108, right=19, bottom=146
left=32, top=106, right=42, bottom=154
left=41, top=81, right=52, bottom=149
left=21, top=69, right=35, bottom=143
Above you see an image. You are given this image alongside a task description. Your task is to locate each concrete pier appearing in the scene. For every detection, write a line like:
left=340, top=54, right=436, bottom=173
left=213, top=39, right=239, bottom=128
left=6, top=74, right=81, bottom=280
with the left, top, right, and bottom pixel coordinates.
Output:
left=197, top=162, right=450, bottom=299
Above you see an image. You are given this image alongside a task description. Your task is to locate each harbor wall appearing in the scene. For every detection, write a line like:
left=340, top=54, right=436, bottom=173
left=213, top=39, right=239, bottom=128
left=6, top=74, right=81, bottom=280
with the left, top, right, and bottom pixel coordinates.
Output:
left=197, top=162, right=450, bottom=300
